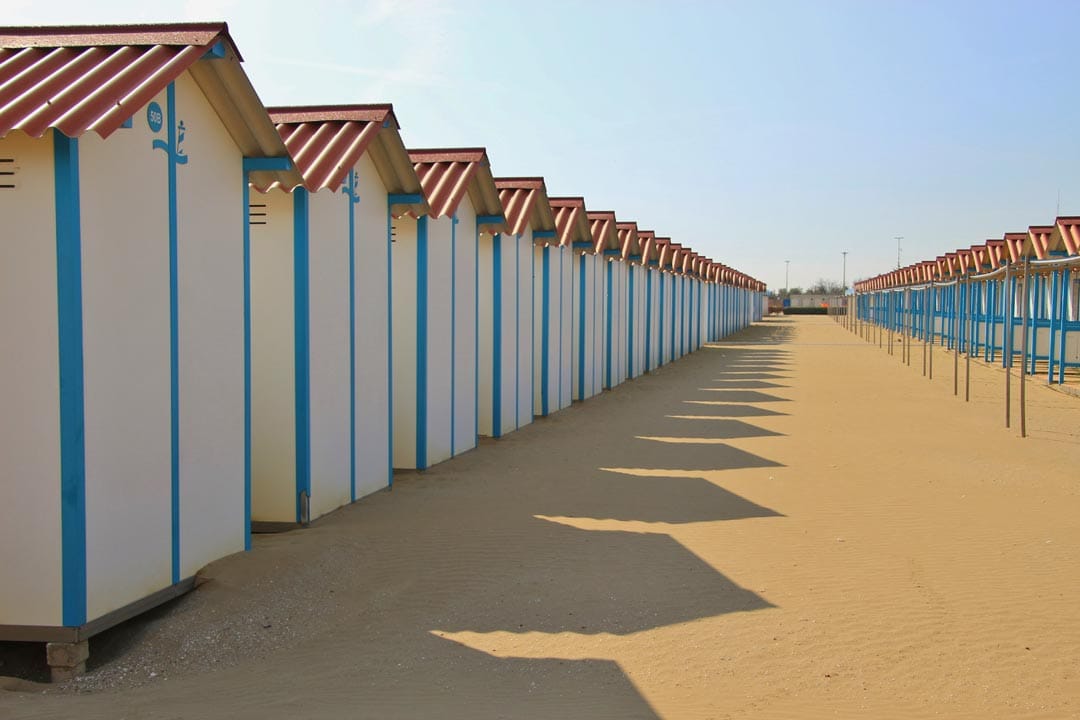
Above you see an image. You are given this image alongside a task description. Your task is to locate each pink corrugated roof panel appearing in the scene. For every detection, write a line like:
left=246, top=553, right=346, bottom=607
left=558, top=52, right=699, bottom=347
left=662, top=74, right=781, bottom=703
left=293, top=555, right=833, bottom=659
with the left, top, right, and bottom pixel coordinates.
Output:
left=495, top=177, right=550, bottom=236
left=0, top=23, right=231, bottom=139
left=410, top=148, right=487, bottom=219
left=268, top=105, right=391, bottom=192
left=1054, top=217, right=1080, bottom=255
left=1028, top=225, right=1053, bottom=260
left=587, top=211, right=617, bottom=254
left=549, top=197, right=589, bottom=247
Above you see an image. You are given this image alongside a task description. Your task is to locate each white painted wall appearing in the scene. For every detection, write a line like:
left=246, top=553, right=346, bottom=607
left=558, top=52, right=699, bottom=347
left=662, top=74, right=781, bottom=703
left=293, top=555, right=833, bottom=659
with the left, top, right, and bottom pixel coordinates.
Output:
left=592, top=254, right=605, bottom=393
left=79, top=105, right=172, bottom=619
left=352, top=154, right=391, bottom=497
left=250, top=188, right=296, bottom=523
left=516, top=230, right=535, bottom=428
left=558, top=245, right=573, bottom=409
left=426, top=214, right=454, bottom=467
left=391, top=214, right=419, bottom=468
left=0, top=131, right=63, bottom=627
left=307, top=188, right=351, bottom=518
left=453, top=202, right=478, bottom=456
left=174, top=73, right=246, bottom=579
left=477, top=231, right=495, bottom=436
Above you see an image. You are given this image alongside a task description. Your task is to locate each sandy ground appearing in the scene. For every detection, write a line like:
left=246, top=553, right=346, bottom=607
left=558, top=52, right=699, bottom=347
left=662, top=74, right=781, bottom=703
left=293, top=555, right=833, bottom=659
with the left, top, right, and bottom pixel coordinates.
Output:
left=2, top=315, right=1079, bottom=719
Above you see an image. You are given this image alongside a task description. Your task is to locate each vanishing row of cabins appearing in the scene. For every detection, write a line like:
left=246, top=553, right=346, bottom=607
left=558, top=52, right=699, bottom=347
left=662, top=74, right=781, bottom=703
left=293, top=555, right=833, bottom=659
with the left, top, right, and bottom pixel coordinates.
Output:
left=0, top=22, right=765, bottom=672
left=851, top=227, right=1080, bottom=384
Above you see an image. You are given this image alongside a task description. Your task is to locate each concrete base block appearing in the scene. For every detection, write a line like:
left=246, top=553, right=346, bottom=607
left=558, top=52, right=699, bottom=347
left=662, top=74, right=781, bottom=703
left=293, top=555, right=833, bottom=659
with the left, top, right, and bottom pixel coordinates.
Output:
left=46, top=640, right=88, bottom=682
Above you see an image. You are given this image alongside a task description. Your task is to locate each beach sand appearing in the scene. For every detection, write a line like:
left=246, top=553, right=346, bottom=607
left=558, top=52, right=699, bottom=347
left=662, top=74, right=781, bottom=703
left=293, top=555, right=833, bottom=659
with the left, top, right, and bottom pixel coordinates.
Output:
left=2, top=315, right=1078, bottom=719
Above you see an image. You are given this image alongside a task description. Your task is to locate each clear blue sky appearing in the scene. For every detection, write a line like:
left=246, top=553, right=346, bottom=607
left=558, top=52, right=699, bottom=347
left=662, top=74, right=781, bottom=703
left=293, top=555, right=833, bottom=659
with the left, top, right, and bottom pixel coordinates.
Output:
left=9, top=0, right=1080, bottom=291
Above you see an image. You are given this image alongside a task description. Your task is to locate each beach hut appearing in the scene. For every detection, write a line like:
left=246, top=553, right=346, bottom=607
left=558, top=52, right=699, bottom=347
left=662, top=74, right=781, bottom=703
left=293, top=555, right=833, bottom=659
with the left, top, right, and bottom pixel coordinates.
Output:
left=248, top=105, right=425, bottom=528
left=476, top=178, right=553, bottom=437
left=619, top=223, right=648, bottom=381
left=637, top=230, right=660, bottom=371
left=0, top=22, right=300, bottom=678
left=393, top=149, right=503, bottom=468
left=573, top=211, right=614, bottom=401
left=599, top=222, right=633, bottom=389
left=541, top=197, right=591, bottom=416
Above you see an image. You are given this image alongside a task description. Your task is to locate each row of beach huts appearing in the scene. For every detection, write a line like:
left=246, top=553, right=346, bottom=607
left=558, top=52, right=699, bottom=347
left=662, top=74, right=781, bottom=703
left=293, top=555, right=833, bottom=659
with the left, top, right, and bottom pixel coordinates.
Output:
left=0, top=22, right=765, bottom=677
left=847, top=226, right=1080, bottom=387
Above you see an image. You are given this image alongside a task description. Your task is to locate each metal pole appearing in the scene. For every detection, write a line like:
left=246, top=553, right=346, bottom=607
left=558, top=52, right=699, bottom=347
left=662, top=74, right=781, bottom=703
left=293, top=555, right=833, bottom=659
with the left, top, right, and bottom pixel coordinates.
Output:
left=953, top=282, right=959, bottom=396
left=1019, top=258, right=1030, bottom=438
left=965, top=278, right=971, bottom=402
left=1004, top=263, right=1011, bottom=428
left=929, top=284, right=935, bottom=379
left=922, top=286, right=928, bottom=376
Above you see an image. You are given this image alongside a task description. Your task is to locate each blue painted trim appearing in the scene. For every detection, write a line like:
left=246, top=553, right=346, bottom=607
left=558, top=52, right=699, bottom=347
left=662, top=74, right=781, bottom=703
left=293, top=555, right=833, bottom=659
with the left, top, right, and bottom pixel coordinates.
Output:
left=476, top=214, right=505, bottom=226
left=385, top=199, right=395, bottom=486
left=388, top=192, right=425, bottom=206
left=645, top=269, right=653, bottom=371
left=492, top=234, right=502, bottom=437
left=558, top=246, right=564, bottom=408
left=572, top=241, right=593, bottom=250
left=628, top=254, right=642, bottom=261
left=578, top=253, right=586, bottom=400
left=530, top=237, right=536, bottom=420
left=627, top=265, right=635, bottom=378
left=450, top=215, right=458, bottom=456
left=659, top=273, right=665, bottom=365
left=603, top=249, right=622, bottom=257
left=54, top=130, right=87, bottom=627
left=416, top=216, right=429, bottom=469
left=648, top=260, right=659, bottom=267
left=202, top=40, right=227, bottom=59
left=293, top=189, right=311, bottom=521
left=515, top=235, right=521, bottom=426
left=541, top=246, right=550, bottom=415
left=120, top=116, right=133, bottom=129
left=345, top=172, right=359, bottom=502
left=164, top=82, right=181, bottom=582
left=534, top=229, right=557, bottom=240
left=243, top=157, right=292, bottom=172
left=605, top=260, right=613, bottom=389
left=474, top=224, right=480, bottom=442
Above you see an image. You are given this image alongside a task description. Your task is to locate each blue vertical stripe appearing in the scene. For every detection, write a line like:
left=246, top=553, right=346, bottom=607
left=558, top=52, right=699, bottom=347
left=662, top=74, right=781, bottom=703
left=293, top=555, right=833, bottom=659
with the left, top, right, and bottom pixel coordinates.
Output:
left=165, top=83, right=182, bottom=582
left=474, top=225, right=480, bottom=441
left=626, top=264, right=630, bottom=377
left=416, top=216, right=428, bottom=470
left=541, top=246, right=550, bottom=415
left=578, top=253, right=586, bottom=400
left=558, top=247, right=564, bottom=408
left=492, top=234, right=502, bottom=437
left=515, top=236, right=521, bottom=427
left=645, top=269, right=653, bottom=371
left=450, top=216, right=457, bottom=456
left=346, top=173, right=357, bottom=502
left=54, top=130, right=87, bottom=627
left=293, top=189, right=311, bottom=521
left=605, top=260, right=613, bottom=389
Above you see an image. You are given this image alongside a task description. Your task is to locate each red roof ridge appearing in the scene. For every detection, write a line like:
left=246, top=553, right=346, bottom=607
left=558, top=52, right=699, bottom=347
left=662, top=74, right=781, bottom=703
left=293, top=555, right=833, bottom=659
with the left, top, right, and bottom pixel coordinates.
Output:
left=268, top=104, right=396, bottom=127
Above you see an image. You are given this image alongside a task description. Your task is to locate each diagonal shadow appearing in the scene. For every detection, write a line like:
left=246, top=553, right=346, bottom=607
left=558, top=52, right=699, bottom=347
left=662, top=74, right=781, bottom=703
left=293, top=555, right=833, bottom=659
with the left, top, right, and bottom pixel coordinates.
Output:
left=677, top=402, right=788, bottom=417
left=695, top=389, right=790, bottom=403
left=654, top=417, right=785, bottom=439
left=704, top=379, right=788, bottom=389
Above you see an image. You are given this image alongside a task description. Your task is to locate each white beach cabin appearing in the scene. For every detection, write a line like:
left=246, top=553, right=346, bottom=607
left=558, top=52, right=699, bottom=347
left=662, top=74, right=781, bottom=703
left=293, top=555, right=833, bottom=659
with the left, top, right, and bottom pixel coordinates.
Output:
left=578, top=211, right=618, bottom=400
left=249, top=105, right=425, bottom=527
left=394, top=148, right=503, bottom=468
left=0, top=22, right=300, bottom=679
left=537, top=197, right=589, bottom=416
left=477, top=178, right=555, bottom=436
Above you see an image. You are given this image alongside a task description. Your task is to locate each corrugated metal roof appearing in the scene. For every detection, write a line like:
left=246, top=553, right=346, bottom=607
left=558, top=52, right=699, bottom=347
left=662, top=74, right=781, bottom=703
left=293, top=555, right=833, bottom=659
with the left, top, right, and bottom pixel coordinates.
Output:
left=1026, top=225, right=1053, bottom=259
left=0, top=23, right=232, bottom=139
left=495, top=177, right=555, bottom=238
left=0, top=22, right=298, bottom=186
left=270, top=107, right=384, bottom=192
left=616, top=221, right=638, bottom=260
left=1003, top=232, right=1027, bottom=262
left=549, top=197, right=591, bottom=247
left=411, top=147, right=502, bottom=221
left=637, top=230, right=657, bottom=263
left=1052, top=217, right=1080, bottom=255
left=586, top=211, right=618, bottom=254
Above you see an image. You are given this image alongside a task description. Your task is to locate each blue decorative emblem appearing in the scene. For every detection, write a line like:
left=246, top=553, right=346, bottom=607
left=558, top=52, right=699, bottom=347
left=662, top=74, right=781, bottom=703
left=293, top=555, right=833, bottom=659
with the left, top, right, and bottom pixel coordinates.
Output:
left=147, top=102, right=164, bottom=133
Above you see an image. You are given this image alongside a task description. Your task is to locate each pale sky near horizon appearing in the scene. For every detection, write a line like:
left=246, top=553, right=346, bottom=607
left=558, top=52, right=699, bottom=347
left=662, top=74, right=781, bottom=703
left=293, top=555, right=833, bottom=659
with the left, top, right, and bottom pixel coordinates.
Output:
left=7, top=0, right=1080, bottom=291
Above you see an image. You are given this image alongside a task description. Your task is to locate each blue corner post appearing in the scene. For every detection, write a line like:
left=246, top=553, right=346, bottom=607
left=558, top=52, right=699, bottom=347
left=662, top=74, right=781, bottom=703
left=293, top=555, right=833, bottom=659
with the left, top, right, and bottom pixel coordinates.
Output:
left=416, top=216, right=429, bottom=470
left=293, top=189, right=311, bottom=522
left=54, top=130, right=87, bottom=627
